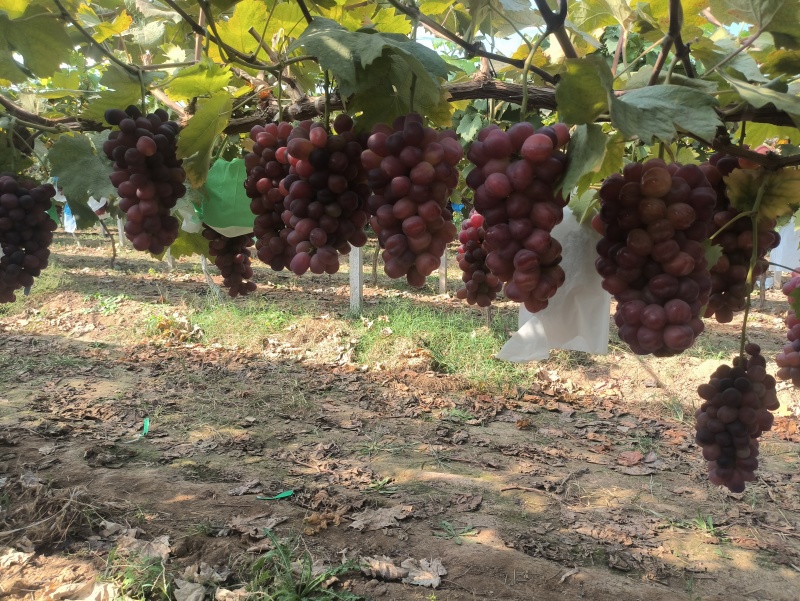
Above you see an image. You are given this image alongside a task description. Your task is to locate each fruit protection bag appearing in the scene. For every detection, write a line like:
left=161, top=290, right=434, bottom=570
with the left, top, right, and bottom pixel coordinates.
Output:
left=497, top=207, right=611, bottom=361
left=200, top=158, right=255, bottom=237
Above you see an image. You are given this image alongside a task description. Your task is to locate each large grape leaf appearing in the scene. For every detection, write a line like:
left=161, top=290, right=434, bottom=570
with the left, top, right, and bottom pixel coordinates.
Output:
left=163, top=61, right=232, bottom=102
left=760, top=49, right=800, bottom=78
left=47, top=133, right=117, bottom=228
left=708, top=0, right=785, bottom=29
left=80, top=65, right=164, bottom=123
left=610, top=86, right=722, bottom=143
left=724, top=167, right=800, bottom=220
left=719, top=73, right=800, bottom=128
left=0, top=132, right=33, bottom=172
left=0, top=8, right=73, bottom=79
left=560, top=124, right=607, bottom=194
left=177, top=92, right=233, bottom=188
left=555, top=56, right=612, bottom=125
left=162, top=228, right=211, bottom=260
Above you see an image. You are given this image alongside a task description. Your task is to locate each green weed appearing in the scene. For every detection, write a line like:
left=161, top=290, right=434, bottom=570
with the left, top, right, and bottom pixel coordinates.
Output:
left=432, top=520, right=479, bottom=545
left=103, top=548, right=170, bottom=600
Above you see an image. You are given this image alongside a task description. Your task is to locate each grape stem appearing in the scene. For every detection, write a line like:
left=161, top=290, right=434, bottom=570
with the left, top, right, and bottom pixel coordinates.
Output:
left=520, top=32, right=551, bottom=120
left=323, top=70, right=331, bottom=133
left=707, top=210, right=754, bottom=242
left=739, top=178, right=767, bottom=360
left=769, top=262, right=800, bottom=274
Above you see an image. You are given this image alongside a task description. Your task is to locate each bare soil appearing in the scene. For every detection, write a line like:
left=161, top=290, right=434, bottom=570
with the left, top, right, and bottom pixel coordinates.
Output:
left=1, top=235, right=799, bottom=601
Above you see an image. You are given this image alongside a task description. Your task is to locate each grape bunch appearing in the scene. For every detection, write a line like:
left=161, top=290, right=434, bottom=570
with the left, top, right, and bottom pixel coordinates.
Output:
left=456, top=211, right=502, bottom=307
left=775, top=275, right=800, bottom=386
left=465, top=122, right=570, bottom=312
left=244, top=121, right=294, bottom=271
left=361, top=113, right=461, bottom=287
left=0, top=174, right=57, bottom=303
left=201, top=225, right=257, bottom=298
left=103, top=106, right=185, bottom=254
left=695, top=343, right=779, bottom=492
left=701, top=154, right=780, bottom=323
left=281, top=114, right=370, bottom=276
left=593, top=159, right=715, bottom=355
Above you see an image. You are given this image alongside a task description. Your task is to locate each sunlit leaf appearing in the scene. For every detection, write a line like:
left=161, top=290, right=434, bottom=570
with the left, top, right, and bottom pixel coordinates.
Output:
left=0, top=0, right=31, bottom=19
left=724, top=167, right=800, bottom=220
left=93, top=10, right=133, bottom=43
left=163, top=60, right=232, bottom=101
left=177, top=92, right=233, bottom=188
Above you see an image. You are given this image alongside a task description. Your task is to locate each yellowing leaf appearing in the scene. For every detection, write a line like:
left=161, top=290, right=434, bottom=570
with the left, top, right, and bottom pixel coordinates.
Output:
left=93, top=10, right=133, bottom=43
left=370, top=7, right=412, bottom=35
left=163, top=60, right=232, bottom=101
left=0, top=0, right=31, bottom=19
left=724, top=167, right=800, bottom=220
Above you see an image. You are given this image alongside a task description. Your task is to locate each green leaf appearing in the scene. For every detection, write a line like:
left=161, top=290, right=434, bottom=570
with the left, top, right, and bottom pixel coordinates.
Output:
left=719, top=73, right=800, bottom=127
left=704, top=239, right=725, bottom=271
left=80, top=65, right=163, bottom=123
left=0, top=0, right=31, bottom=19
left=47, top=133, right=117, bottom=223
left=368, top=7, right=412, bottom=35
left=163, top=60, right=232, bottom=101
left=767, top=1, right=800, bottom=48
left=610, top=85, right=722, bottom=143
left=455, top=111, right=483, bottom=142
left=724, top=167, right=800, bottom=220
left=161, top=228, right=210, bottom=260
left=177, top=92, right=233, bottom=188
left=738, top=121, right=798, bottom=148
left=129, top=0, right=182, bottom=22
left=418, top=0, right=452, bottom=15
left=708, top=0, right=785, bottom=29
left=126, top=20, right=166, bottom=47
left=789, top=288, right=800, bottom=321
left=555, top=56, right=612, bottom=125
left=623, top=65, right=718, bottom=91
left=567, top=188, right=599, bottom=224
left=0, top=9, right=73, bottom=79
left=577, top=131, right=625, bottom=194
left=560, top=124, right=607, bottom=194
left=759, top=49, right=800, bottom=78
left=0, top=135, right=33, bottom=172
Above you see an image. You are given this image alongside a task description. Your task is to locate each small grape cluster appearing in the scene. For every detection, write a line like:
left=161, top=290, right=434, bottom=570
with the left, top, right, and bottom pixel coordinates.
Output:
left=282, top=114, right=370, bottom=276
left=465, top=123, right=570, bottom=312
left=594, top=160, right=714, bottom=355
left=701, top=154, right=780, bottom=323
left=103, top=106, right=185, bottom=255
left=244, top=121, right=294, bottom=271
left=0, top=174, right=57, bottom=303
left=695, top=343, right=779, bottom=492
left=201, top=225, right=257, bottom=297
left=362, top=113, right=461, bottom=287
left=456, top=211, right=502, bottom=307
left=775, top=275, right=800, bottom=386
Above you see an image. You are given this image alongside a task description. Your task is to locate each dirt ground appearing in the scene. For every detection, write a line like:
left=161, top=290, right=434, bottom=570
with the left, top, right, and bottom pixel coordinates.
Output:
left=1, top=233, right=800, bottom=601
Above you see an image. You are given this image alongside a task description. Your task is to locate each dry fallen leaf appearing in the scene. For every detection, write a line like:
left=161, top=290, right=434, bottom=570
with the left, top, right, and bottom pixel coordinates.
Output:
left=360, top=555, right=408, bottom=580
left=400, top=558, right=447, bottom=588
left=616, top=451, right=643, bottom=467
left=349, top=505, right=412, bottom=531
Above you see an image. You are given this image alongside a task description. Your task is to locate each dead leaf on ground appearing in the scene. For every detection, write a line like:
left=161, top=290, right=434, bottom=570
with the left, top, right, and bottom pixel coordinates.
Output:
left=349, top=505, right=413, bottom=531
left=173, top=580, right=206, bottom=601
left=400, top=558, right=447, bottom=588
left=228, top=480, right=263, bottom=496
left=360, top=555, right=409, bottom=580
left=617, top=465, right=657, bottom=476
left=617, top=451, right=643, bottom=467
left=452, top=494, right=483, bottom=512
left=40, top=581, right=120, bottom=601
left=115, top=534, right=170, bottom=561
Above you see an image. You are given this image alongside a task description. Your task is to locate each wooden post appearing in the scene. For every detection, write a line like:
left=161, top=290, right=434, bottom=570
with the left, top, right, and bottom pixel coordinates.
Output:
left=438, top=248, right=447, bottom=294
left=350, top=244, right=363, bottom=313
left=117, top=216, right=126, bottom=248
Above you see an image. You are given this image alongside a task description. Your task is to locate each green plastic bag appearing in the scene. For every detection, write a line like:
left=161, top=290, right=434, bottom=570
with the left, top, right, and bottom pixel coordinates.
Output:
left=200, top=158, right=255, bottom=237
left=47, top=200, right=59, bottom=225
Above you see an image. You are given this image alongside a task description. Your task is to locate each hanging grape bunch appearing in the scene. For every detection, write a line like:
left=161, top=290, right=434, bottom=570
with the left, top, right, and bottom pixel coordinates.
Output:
left=280, top=115, right=370, bottom=276
left=701, top=153, right=780, bottom=323
left=775, top=275, right=800, bottom=387
left=695, top=343, right=779, bottom=492
left=201, top=225, right=257, bottom=298
left=593, top=159, right=715, bottom=355
left=361, top=113, right=462, bottom=287
left=102, top=106, right=185, bottom=255
left=0, top=174, right=58, bottom=303
left=456, top=211, right=502, bottom=307
left=465, top=122, right=570, bottom=312
left=244, top=121, right=294, bottom=271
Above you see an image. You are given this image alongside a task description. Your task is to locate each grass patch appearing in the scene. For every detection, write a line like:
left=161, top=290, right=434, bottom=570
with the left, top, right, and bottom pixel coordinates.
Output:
left=190, top=297, right=311, bottom=349
left=352, top=298, right=531, bottom=390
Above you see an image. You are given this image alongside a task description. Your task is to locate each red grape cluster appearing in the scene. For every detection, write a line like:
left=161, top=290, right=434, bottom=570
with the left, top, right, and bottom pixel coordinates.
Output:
left=465, top=122, right=570, bottom=312
left=0, top=174, right=57, bottom=303
left=593, top=160, right=714, bottom=355
left=103, top=106, right=185, bottom=254
left=775, top=275, right=800, bottom=386
left=245, top=121, right=294, bottom=271
left=201, top=225, right=257, bottom=297
left=362, top=113, right=461, bottom=287
left=695, top=343, right=779, bottom=492
left=701, top=154, right=780, bottom=323
left=456, top=211, right=502, bottom=307
left=282, top=114, right=370, bottom=276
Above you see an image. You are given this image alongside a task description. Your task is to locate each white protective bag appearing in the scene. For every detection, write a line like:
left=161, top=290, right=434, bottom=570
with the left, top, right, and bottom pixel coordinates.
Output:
left=496, top=207, right=611, bottom=362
